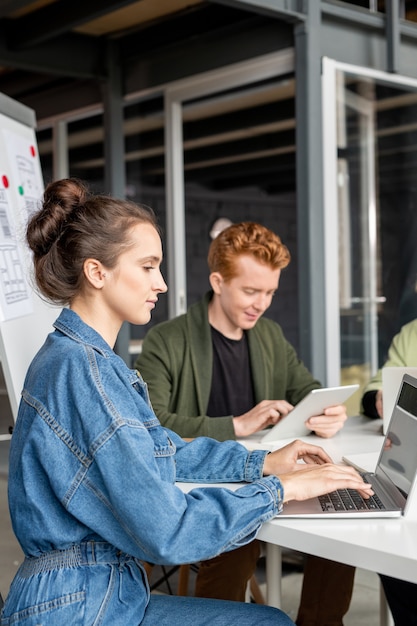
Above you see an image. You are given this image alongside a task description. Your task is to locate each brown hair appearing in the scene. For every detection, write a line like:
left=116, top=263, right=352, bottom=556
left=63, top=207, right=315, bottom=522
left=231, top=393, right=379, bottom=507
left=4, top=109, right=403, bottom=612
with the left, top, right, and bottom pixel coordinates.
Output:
left=207, top=221, right=290, bottom=282
left=26, top=178, right=159, bottom=305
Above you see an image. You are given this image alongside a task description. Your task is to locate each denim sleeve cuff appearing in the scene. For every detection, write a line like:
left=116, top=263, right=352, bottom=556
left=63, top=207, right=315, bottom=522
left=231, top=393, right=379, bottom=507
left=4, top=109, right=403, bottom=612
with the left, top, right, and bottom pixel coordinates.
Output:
left=257, top=474, right=285, bottom=515
left=243, top=449, right=271, bottom=482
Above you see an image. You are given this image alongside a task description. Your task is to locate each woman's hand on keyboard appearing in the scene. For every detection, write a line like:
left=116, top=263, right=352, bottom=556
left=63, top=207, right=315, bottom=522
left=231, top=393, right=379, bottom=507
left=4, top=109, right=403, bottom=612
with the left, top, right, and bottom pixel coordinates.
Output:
left=278, top=463, right=374, bottom=503
left=263, top=439, right=334, bottom=475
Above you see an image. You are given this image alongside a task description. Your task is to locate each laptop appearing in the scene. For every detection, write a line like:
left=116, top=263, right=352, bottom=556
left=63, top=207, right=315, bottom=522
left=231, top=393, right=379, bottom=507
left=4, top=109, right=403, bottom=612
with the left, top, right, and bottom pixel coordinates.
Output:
left=261, top=385, right=359, bottom=442
left=382, top=366, right=417, bottom=434
left=277, top=373, right=417, bottom=519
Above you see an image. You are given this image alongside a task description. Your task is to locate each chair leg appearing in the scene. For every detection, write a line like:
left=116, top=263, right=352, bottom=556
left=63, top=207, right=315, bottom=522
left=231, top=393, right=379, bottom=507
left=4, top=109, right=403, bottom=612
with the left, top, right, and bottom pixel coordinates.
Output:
left=250, top=574, right=265, bottom=604
left=144, top=561, right=191, bottom=597
left=143, top=562, right=154, bottom=581
left=177, top=564, right=190, bottom=596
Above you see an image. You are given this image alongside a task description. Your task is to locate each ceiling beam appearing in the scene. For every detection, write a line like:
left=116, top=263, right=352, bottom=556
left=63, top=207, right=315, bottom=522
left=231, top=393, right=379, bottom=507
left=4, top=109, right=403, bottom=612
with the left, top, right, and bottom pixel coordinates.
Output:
left=0, top=25, right=107, bottom=78
left=120, top=4, right=255, bottom=60
left=0, top=0, right=35, bottom=18
left=209, top=0, right=306, bottom=22
left=6, top=0, right=142, bottom=49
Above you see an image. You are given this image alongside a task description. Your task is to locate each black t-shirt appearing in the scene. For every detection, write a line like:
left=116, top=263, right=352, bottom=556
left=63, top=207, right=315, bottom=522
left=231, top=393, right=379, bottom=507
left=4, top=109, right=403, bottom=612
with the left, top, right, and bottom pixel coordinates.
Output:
left=206, top=325, right=255, bottom=418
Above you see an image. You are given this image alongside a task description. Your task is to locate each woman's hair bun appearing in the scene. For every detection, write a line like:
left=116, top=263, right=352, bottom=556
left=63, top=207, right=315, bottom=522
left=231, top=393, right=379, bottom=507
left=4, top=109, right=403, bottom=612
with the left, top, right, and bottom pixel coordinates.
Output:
left=27, top=178, right=90, bottom=256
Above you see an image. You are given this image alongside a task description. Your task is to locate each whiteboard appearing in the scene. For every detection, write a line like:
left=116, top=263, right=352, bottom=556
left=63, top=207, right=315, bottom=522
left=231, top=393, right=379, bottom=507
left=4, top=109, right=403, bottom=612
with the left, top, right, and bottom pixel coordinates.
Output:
left=0, top=92, right=59, bottom=422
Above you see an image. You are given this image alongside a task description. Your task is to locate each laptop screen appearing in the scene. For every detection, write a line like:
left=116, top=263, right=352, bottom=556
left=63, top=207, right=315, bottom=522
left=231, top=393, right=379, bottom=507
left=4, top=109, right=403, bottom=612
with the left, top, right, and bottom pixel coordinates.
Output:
left=377, top=378, right=417, bottom=498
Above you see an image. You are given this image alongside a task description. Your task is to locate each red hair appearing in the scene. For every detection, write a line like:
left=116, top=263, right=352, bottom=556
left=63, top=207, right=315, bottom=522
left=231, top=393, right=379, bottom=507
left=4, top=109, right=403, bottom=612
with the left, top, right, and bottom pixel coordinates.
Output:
left=207, top=222, right=290, bottom=282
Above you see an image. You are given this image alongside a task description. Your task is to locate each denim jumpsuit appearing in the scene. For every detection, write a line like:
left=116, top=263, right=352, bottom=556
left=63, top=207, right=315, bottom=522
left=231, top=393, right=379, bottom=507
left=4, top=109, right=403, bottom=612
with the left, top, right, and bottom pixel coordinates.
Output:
left=1, top=309, right=289, bottom=625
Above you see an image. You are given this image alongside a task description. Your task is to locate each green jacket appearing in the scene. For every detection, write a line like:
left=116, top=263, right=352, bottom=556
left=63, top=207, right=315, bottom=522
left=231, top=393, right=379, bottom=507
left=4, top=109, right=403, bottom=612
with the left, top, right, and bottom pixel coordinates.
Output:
left=362, top=319, right=417, bottom=395
left=136, top=292, right=321, bottom=441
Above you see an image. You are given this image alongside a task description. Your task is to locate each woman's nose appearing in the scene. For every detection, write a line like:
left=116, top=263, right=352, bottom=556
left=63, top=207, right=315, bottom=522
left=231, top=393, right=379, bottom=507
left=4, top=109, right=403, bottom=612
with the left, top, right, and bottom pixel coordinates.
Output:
left=156, top=271, right=168, bottom=293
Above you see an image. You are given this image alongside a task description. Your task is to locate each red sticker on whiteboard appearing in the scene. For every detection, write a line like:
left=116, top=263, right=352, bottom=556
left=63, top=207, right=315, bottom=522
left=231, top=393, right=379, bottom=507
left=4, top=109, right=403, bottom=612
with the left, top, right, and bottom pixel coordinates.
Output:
left=30, top=145, right=36, bottom=157
left=2, top=175, right=9, bottom=188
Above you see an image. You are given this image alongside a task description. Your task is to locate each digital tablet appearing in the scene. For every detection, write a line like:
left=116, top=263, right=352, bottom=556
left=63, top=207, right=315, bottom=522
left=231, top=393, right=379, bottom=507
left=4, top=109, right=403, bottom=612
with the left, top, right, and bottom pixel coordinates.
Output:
left=261, top=384, right=359, bottom=442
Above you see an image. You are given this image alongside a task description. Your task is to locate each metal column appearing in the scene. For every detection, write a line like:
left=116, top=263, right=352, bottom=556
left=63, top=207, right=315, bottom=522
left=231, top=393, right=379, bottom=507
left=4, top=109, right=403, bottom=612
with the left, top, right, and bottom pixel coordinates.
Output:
left=295, top=3, right=327, bottom=381
left=102, top=40, right=130, bottom=363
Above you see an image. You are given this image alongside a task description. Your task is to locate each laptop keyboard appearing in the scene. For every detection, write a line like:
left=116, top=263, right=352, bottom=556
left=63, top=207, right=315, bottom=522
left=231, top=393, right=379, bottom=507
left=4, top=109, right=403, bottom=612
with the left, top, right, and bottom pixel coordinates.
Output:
left=318, top=488, right=386, bottom=512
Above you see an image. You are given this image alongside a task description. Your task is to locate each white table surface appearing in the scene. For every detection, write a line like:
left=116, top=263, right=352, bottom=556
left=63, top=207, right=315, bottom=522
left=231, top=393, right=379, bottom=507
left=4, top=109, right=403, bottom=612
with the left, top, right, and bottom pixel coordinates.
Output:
left=242, top=416, right=415, bottom=626
left=178, top=415, right=413, bottom=624
left=253, top=415, right=417, bottom=584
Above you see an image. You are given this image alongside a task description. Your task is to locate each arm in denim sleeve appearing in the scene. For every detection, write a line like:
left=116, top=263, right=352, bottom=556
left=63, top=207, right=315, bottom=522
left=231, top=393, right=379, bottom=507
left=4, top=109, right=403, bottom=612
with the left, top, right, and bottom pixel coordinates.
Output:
left=170, top=430, right=269, bottom=483
left=10, top=313, right=283, bottom=567
left=66, top=422, right=282, bottom=566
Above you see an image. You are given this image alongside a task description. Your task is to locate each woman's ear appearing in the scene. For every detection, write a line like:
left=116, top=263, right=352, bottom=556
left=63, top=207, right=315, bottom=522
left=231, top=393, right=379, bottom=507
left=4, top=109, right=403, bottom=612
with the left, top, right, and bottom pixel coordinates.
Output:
left=209, top=271, right=223, bottom=295
left=83, top=259, right=107, bottom=289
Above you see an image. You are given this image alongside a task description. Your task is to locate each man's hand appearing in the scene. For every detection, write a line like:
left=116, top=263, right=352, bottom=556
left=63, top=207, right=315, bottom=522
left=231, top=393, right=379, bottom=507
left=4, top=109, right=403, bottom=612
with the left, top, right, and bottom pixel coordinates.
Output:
left=233, top=399, right=293, bottom=438
left=305, top=404, right=348, bottom=438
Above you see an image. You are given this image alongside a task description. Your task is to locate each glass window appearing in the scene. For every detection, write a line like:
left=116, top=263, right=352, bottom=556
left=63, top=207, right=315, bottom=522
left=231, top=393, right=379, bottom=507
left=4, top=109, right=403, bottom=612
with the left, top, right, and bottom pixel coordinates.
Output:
left=323, top=59, right=417, bottom=412
left=331, top=1, right=384, bottom=11
left=331, top=0, right=417, bottom=21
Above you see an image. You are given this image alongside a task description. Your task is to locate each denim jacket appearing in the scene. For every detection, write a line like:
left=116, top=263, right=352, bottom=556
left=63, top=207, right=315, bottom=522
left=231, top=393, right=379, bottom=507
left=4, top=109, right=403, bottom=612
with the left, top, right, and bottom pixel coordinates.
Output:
left=3, top=309, right=284, bottom=624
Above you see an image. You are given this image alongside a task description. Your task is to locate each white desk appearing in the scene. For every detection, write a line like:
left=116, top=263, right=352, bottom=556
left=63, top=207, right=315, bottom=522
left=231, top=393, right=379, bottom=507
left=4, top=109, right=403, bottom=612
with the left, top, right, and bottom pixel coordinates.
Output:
left=179, top=416, right=415, bottom=625
left=247, top=416, right=417, bottom=626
